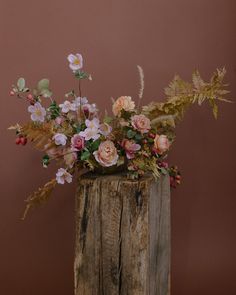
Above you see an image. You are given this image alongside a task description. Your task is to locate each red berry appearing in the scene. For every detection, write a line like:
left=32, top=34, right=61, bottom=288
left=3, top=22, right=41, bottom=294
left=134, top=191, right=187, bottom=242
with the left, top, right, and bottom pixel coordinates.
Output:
left=10, top=90, right=15, bottom=96
left=142, top=139, right=148, bottom=144
left=20, top=137, right=27, bottom=145
left=176, top=175, right=181, bottom=180
left=15, top=137, right=21, bottom=145
left=27, top=94, right=33, bottom=100
left=148, top=133, right=156, bottom=139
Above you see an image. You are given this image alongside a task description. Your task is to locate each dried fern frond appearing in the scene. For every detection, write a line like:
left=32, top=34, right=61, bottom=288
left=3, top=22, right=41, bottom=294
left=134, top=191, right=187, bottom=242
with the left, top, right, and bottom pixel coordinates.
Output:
left=143, top=68, right=231, bottom=123
left=22, top=178, right=57, bottom=220
left=22, top=122, right=54, bottom=150
left=8, top=123, right=23, bottom=132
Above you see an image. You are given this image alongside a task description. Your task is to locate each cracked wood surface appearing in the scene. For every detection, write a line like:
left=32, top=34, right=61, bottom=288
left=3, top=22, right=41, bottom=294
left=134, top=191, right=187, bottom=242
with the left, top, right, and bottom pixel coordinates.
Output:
left=75, top=174, right=170, bottom=295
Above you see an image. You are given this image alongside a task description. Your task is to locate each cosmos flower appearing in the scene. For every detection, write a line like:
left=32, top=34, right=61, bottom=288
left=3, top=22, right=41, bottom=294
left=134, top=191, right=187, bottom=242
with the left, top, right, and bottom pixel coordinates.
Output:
left=28, top=102, right=46, bottom=122
left=53, top=133, right=67, bottom=146
left=72, top=97, right=88, bottom=107
left=56, top=168, right=73, bottom=184
left=67, top=53, right=83, bottom=72
left=59, top=100, right=77, bottom=113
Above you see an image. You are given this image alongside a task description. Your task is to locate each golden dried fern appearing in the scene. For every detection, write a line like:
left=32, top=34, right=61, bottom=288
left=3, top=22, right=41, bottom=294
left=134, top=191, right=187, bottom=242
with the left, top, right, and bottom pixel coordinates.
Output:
left=143, top=68, right=230, bottom=125
left=22, top=122, right=54, bottom=150
left=22, top=178, right=57, bottom=220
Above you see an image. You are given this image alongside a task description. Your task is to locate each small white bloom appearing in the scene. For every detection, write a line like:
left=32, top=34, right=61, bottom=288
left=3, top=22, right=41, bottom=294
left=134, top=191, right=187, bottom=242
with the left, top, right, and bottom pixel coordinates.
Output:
left=28, top=102, right=46, bottom=122
left=53, top=133, right=67, bottom=146
left=56, top=168, right=73, bottom=184
left=79, top=127, right=100, bottom=141
left=72, top=96, right=88, bottom=107
left=59, top=100, right=76, bottom=113
left=67, top=53, right=83, bottom=72
left=85, top=118, right=100, bottom=129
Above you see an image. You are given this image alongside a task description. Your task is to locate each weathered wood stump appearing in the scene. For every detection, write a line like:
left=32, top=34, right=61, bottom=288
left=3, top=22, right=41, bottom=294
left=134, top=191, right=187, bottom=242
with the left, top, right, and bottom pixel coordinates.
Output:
left=75, top=174, right=170, bottom=295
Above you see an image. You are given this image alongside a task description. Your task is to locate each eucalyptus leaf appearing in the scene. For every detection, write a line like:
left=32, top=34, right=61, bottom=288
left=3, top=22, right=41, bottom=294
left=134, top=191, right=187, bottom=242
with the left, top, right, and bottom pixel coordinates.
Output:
left=37, top=79, right=49, bottom=91
left=41, top=88, right=52, bottom=98
left=17, top=78, right=25, bottom=91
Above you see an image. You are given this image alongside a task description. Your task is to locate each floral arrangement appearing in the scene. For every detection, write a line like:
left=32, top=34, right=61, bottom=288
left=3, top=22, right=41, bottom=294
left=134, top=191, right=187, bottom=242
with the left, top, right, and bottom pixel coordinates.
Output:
left=9, top=53, right=230, bottom=219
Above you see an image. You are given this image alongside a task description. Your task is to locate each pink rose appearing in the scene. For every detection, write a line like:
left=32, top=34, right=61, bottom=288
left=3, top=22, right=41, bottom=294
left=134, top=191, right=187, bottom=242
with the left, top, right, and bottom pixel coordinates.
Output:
left=121, top=139, right=141, bottom=159
left=112, top=96, right=135, bottom=116
left=71, top=134, right=85, bottom=151
left=131, top=114, right=151, bottom=134
left=154, top=134, right=170, bottom=154
left=93, top=140, right=119, bottom=167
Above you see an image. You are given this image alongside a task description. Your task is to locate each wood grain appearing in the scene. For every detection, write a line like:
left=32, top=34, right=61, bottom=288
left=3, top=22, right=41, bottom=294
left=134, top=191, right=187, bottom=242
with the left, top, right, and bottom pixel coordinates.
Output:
left=75, top=174, right=170, bottom=295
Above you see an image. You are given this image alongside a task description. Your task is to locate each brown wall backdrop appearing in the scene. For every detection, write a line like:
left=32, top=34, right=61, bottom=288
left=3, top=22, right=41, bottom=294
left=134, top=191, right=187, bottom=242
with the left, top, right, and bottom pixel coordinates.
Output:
left=1, top=0, right=236, bottom=294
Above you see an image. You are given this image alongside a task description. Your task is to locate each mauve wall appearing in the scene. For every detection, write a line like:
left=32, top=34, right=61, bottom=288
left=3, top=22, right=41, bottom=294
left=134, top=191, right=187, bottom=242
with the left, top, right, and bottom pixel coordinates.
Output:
left=1, top=0, right=236, bottom=294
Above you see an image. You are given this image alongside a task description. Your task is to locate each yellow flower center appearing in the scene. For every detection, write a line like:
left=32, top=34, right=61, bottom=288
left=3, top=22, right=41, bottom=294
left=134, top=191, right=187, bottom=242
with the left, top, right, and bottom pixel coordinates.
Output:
left=35, top=109, right=42, bottom=117
left=73, top=58, right=80, bottom=65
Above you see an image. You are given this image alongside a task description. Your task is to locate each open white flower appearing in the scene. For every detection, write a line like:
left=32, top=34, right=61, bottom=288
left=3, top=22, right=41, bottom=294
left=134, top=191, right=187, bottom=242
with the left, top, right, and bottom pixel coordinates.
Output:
left=85, top=118, right=100, bottom=129
left=72, top=96, right=88, bottom=107
left=59, top=100, right=77, bottom=113
left=56, top=168, right=73, bottom=184
left=79, top=118, right=100, bottom=141
left=53, top=133, right=67, bottom=146
left=28, top=102, right=46, bottom=122
left=67, top=53, right=83, bottom=72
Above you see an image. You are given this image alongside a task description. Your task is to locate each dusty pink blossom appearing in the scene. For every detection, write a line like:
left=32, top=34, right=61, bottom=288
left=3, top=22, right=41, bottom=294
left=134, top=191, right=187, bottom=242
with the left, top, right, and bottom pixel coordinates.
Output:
left=131, top=114, right=151, bottom=134
left=154, top=134, right=170, bottom=154
left=71, top=134, right=85, bottom=151
left=121, top=139, right=141, bottom=159
left=93, top=140, right=119, bottom=167
left=112, top=96, right=135, bottom=116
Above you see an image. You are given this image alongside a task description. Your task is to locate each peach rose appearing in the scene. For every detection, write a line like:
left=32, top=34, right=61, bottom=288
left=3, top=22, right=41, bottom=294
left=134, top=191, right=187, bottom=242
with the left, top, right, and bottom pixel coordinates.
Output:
left=154, top=134, right=170, bottom=154
left=112, top=96, right=135, bottom=116
left=131, top=114, right=151, bottom=134
left=93, top=140, right=119, bottom=167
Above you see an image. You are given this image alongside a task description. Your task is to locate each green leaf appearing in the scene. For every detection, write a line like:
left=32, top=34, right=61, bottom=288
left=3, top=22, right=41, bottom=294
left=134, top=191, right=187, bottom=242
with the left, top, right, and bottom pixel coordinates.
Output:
left=42, top=155, right=50, bottom=167
left=74, top=70, right=89, bottom=80
left=17, top=78, right=25, bottom=91
left=90, top=139, right=101, bottom=152
left=81, top=150, right=91, bottom=161
left=127, top=129, right=136, bottom=139
left=37, top=79, right=49, bottom=91
left=135, top=133, right=142, bottom=141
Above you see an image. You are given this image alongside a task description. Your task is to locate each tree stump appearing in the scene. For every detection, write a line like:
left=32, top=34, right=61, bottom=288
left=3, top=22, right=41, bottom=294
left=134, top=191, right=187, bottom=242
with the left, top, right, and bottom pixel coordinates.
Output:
left=75, top=173, right=170, bottom=295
